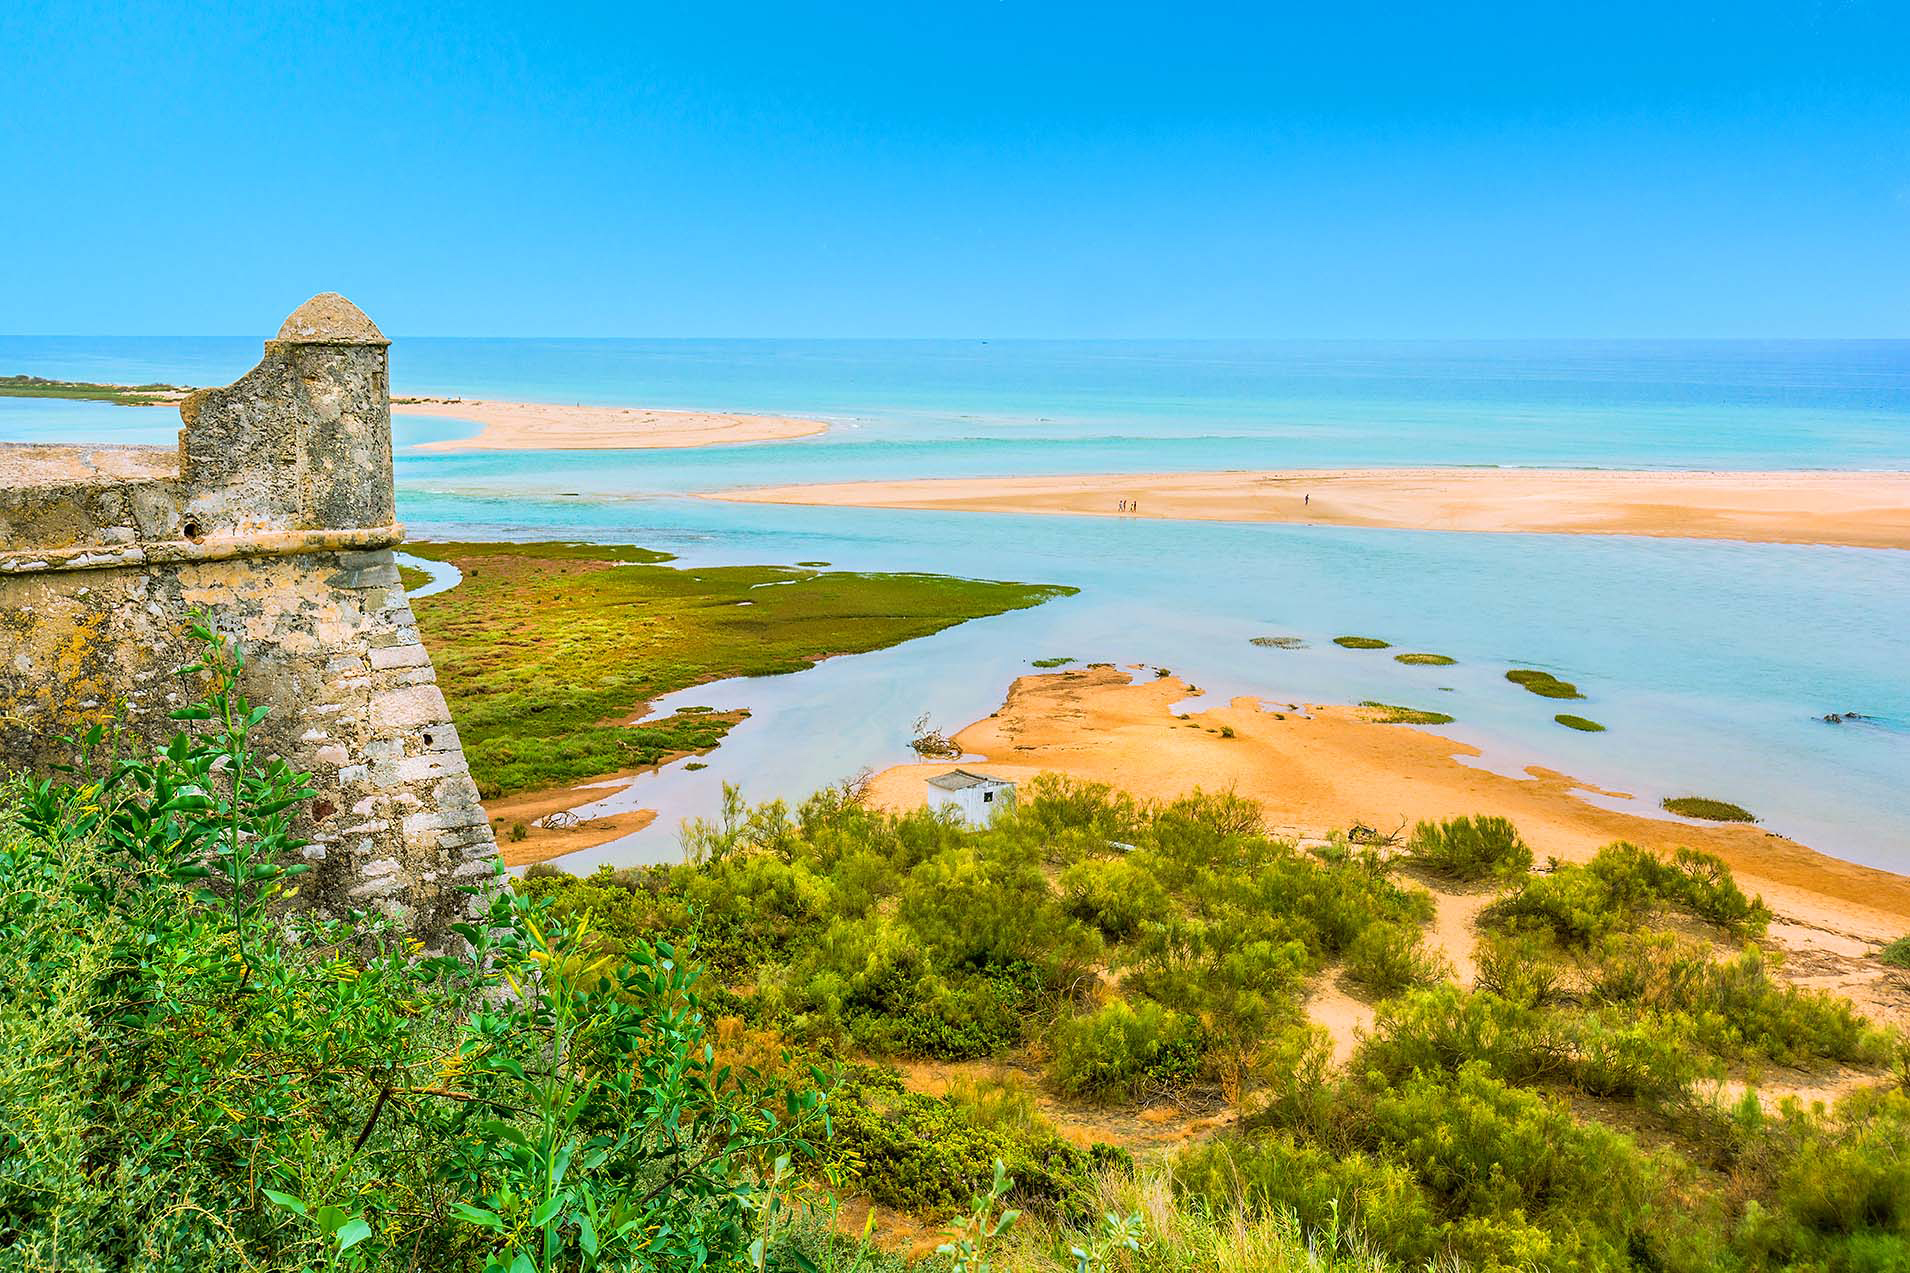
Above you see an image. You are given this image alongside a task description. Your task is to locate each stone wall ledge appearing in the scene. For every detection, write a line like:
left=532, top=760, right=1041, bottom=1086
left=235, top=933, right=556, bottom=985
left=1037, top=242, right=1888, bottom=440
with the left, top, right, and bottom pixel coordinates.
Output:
left=0, top=523, right=406, bottom=575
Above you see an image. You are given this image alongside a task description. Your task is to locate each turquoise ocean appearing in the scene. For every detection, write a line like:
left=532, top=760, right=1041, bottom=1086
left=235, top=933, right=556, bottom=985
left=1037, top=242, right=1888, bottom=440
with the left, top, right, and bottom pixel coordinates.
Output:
left=3, top=337, right=1906, bottom=871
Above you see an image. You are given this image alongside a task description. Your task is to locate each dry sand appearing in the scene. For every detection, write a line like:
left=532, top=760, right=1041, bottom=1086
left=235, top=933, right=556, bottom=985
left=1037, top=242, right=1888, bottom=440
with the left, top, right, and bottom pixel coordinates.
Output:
left=867, top=666, right=1910, bottom=1047
left=714, top=467, right=1910, bottom=550
left=395, top=398, right=828, bottom=452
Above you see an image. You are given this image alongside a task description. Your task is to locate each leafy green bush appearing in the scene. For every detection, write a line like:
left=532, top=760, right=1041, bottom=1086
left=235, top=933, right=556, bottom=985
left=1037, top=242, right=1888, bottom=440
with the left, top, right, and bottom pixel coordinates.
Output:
left=0, top=619, right=827, bottom=1273
left=1403, top=814, right=1533, bottom=882
left=1484, top=841, right=1770, bottom=944
left=1052, top=998, right=1205, bottom=1100
left=1343, top=921, right=1448, bottom=998
left=822, top=1072, right=1126, bottom=1219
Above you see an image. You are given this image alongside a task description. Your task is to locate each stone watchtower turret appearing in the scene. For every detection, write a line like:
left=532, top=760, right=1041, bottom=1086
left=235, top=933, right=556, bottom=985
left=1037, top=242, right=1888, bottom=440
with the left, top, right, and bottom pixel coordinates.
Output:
left=0, top=293, right=497, bottom=941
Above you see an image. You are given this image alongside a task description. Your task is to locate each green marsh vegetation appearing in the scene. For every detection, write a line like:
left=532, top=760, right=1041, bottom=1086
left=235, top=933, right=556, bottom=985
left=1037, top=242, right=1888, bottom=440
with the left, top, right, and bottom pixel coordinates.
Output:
left=1662, top=796, right=1758, bottom=822
left=1393, top=652, right=1455, bottom=666
left=521, top=779, right=1910, bottom=1272
left=0, top=372, right=188, bottom=405
left=396, top=562, right=433, bottom=593
left=1556, top=713, right=1607, bottom=732
left=1358, top=701, right=1456, bottom=725
left=403, top=541, right=1074, bottom=799
left=1333, top=636, right=1391, bottom=649
left=1030, top=656, right=1076, bottom=668
left=1506, top=667, right=1584, bottom=700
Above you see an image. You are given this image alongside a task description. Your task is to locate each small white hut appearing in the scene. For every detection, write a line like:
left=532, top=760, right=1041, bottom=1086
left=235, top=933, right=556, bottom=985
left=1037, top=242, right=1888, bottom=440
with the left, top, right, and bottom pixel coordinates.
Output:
left=925, top=768, right=1016, bottom=826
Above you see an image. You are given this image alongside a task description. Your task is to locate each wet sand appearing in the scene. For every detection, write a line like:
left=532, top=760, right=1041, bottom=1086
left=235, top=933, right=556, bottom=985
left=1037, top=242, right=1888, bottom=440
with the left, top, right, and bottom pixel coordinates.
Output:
left=866, top=665, right=1910, bottom=949
left=714, top=468, right=1910, bottom=550
left=394, top=398, right=829, bottom=451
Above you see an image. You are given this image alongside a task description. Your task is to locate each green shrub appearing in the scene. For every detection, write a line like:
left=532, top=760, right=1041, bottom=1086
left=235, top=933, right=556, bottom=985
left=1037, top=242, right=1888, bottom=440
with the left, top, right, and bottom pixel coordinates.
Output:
left=1059, top=855, right=1170, bottom=940
left=0, top=620, right=827, bottom=1273
left=1880, top=936, right=1910, bottom=968
left=1343, top=921, right=1448, bottom=998
left=1661, top=795, right=1756, bottom=822
left=1052, top=998, right=1205, bottom=1100
left=1484, top=842, right=1770, bottom=945
left=1177, top=1133, right=1447, bottom=1266
left=823, top=1073, right=1125, bottom=1219
left=1356, top=985, right=1566, bottom=1086
left=1403, top=815, right=1533, bottom=882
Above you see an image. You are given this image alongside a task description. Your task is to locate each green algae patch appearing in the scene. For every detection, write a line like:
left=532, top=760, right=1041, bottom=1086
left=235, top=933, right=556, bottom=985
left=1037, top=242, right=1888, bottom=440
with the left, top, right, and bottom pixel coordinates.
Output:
left=407, top=540, right=1075, bottom=798
left=1334, top=636, right=1392, bottom=650
left=1359, top=701, right=1455, bottom=725
left=0, top=373, right=189, bottom=405
left=1554, top=714, right=1606, bottom=732
left=1031, top=656, right=1076, bottom=668
left=1661, top=796, right=1756, bottom=823
left=1395, top=652, right=1456, bottom=666
left=1507, top=668, right=1584, bottom=700
left=1251, top=635, right=1307, bottom=649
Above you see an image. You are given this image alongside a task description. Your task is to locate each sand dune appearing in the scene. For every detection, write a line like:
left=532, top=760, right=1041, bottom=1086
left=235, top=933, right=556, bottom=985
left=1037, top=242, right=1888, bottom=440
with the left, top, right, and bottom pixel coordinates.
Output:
left=713, top=467, right=1910, bottom=549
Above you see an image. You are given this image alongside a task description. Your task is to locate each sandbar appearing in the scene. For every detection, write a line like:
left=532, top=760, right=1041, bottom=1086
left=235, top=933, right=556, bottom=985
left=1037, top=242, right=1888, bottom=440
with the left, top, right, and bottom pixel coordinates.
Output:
left=713, top=468, right=1910, bottom=550
left=394, top=397, right=829, bottom=451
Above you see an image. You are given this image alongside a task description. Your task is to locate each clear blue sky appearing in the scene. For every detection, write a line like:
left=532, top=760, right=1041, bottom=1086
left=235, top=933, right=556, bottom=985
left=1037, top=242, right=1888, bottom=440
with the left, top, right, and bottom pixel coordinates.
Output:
left=3, top=1, right=1906, bottom=337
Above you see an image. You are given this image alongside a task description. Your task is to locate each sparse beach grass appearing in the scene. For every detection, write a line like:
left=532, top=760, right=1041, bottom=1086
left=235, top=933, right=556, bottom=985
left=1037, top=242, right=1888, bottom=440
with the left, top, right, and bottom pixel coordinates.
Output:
left=0, top=372, right=187, bottom=405
left=1334, top=635, right=1391, bottom=649
left=1394, top=652, right=1455, bottom=665
left=1662, top=795, right=1757, bottom=822
left=1555, top=713, right=1606, bottom=732
left=1359, top=701, right=1455, bottom=725
left=1507, top=667, right=1584, bottom=699
left=406, top=541, right=1074, bottom=798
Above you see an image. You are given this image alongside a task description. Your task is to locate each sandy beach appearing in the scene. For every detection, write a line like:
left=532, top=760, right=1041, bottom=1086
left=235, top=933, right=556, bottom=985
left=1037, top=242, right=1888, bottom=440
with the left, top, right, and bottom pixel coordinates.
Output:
left=394, top=397, right=829, bottom=451
left=868, top=665, right=1910, bottom=1031
left=714, top=468, right=1910, bottom=549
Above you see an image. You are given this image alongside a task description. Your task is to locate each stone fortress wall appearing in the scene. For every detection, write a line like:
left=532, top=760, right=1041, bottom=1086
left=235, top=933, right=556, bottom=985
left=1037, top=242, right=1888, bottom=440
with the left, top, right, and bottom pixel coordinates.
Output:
left=0, top=294, right=496, bottom=942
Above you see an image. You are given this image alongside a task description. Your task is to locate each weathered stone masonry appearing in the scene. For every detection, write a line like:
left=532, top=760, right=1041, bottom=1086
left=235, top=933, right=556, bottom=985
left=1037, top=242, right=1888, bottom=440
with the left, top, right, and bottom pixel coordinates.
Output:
left=0, top=293, right=496, bottom=942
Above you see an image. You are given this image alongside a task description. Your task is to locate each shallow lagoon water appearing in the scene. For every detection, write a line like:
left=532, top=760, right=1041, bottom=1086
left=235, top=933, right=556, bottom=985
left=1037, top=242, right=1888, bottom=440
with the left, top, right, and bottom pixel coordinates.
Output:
left=3, top=338, right=1907, bottom=871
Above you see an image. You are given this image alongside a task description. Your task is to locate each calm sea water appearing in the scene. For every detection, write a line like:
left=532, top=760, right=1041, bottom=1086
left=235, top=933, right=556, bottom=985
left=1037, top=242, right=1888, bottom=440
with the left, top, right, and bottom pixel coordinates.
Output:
left=3, top=338, right=1907, bottom=870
